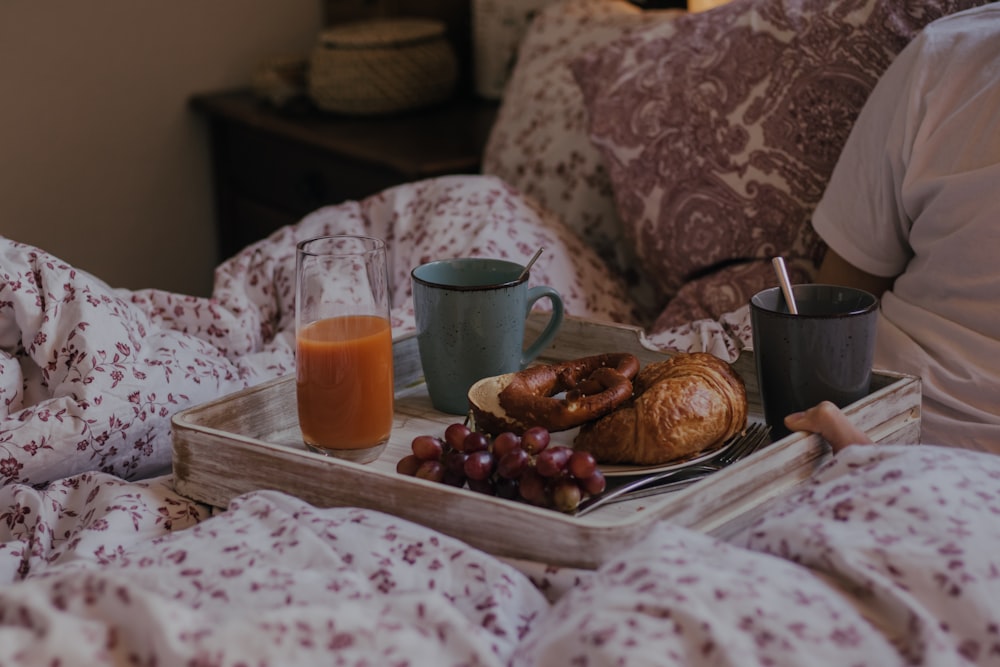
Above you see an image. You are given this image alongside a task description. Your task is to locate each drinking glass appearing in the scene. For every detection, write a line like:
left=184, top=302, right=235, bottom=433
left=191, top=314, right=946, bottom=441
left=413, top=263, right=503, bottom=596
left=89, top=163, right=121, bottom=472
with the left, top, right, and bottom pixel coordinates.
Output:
left=295, top=235, right=393, bottom=463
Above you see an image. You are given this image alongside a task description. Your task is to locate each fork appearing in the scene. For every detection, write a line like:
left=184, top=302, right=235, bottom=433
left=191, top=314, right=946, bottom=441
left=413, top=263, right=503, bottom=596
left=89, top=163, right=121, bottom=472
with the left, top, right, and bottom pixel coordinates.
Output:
left=573, top=422, right=772, bottom=517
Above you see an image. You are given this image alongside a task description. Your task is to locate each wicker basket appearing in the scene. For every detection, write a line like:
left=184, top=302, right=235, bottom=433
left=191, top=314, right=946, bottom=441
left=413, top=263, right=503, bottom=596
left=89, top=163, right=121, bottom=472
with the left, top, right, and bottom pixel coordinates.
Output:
left=309, top=18, right=458, bottom=116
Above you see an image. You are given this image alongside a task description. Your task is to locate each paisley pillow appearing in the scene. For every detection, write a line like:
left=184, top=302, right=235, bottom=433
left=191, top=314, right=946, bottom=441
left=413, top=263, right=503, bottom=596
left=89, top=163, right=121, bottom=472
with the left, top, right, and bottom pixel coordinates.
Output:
left=571, top=0, right=990, bottom=320
left=481, top=0, right=683, bottom=323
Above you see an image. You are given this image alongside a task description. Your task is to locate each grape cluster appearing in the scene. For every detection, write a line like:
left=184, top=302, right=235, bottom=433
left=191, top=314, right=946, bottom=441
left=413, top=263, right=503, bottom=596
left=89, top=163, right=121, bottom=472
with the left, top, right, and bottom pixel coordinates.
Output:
left=396, top=424, right=606, bottom=512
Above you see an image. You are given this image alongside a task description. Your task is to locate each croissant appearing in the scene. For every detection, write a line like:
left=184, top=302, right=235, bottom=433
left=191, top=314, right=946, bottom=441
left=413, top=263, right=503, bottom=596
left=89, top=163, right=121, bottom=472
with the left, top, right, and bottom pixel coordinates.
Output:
left=573, top=352, right=748, bottom=465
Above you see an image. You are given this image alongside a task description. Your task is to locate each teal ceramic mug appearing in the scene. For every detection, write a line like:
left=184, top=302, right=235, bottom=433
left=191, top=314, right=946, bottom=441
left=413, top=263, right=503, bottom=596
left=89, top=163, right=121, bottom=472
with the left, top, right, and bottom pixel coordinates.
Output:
left=411, top=257, right=564, bottom=415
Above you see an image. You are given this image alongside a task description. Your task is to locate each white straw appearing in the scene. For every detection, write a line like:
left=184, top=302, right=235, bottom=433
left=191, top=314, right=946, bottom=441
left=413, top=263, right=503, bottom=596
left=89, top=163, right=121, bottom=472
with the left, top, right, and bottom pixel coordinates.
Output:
left=772, top=257, right=799, bottom=315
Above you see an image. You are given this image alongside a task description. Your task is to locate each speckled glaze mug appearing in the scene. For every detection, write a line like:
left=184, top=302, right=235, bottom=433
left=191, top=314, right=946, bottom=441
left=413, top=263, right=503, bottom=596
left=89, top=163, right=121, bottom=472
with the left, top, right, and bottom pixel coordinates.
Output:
left=751, top=284, right=879, bottom=440
left=411, top=257, right=564, bottom=415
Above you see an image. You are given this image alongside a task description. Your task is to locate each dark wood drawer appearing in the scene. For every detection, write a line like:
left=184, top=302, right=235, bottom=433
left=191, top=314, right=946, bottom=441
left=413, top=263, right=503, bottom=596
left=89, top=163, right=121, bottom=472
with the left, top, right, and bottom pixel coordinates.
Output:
left=221, top=122, right=406, bottom=217
left=192, top=90, right=498, bottom=262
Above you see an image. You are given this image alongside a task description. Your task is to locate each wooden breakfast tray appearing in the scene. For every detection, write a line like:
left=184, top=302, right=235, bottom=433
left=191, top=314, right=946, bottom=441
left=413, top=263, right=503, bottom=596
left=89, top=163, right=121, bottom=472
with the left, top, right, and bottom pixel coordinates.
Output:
left=172, top=314, right=921, bottom=569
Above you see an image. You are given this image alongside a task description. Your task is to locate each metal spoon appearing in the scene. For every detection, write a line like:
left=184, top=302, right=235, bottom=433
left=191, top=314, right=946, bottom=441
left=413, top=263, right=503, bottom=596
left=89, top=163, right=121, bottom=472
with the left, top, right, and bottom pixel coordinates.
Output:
left=772, top=256, right=799, bottom=315
left=518, top=247, right=544, bottom=281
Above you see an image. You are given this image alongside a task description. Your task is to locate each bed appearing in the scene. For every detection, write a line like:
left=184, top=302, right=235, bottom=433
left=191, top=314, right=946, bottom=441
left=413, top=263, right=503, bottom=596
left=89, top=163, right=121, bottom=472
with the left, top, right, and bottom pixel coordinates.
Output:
left=3, top=0, right=998, bottom=664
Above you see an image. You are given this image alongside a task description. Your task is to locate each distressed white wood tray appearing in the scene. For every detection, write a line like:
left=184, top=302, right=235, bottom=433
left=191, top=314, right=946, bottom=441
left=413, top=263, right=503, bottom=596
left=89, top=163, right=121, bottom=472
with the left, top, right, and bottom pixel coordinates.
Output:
left=172, top=314, right=921, bottom=569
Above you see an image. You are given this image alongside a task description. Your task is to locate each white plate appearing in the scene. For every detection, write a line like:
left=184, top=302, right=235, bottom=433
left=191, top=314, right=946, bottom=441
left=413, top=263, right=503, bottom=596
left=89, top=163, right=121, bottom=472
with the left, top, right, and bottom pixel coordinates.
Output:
left=597, top=437, right=734, bottom=477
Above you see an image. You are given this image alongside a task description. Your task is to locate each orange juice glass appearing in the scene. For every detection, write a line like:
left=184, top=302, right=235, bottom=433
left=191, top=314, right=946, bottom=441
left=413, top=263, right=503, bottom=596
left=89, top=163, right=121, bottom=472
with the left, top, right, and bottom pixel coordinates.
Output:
left=295, top=236, right=393, bottom=463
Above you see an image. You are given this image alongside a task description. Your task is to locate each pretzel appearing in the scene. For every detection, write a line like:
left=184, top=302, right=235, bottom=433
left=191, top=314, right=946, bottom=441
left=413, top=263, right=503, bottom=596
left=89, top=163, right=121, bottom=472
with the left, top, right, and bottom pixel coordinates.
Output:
left=477, top=353, right=640, bottom=434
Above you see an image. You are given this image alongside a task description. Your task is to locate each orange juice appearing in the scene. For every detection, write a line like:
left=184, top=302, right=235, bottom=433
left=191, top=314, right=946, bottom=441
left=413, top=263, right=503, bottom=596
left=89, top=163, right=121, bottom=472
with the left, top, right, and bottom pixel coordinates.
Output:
left=296, top=314, right=394, bottom=450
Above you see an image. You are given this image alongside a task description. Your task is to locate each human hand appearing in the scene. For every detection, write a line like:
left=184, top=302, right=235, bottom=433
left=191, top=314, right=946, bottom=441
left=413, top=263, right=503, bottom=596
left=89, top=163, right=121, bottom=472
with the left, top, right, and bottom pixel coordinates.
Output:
left=783, top=401, right=873, bottom=453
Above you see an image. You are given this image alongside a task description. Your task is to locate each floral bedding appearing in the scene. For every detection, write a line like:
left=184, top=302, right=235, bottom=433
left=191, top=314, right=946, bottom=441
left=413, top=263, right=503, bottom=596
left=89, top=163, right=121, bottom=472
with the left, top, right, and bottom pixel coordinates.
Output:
left=4, top=0, right=998, bottom=662
left=3, top=174, right=1000, bottom=665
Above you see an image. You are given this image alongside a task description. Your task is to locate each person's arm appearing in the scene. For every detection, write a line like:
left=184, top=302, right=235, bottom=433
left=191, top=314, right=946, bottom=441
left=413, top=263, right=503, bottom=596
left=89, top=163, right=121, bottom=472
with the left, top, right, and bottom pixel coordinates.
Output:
left=783, top=401, right=873, bottom=453
left=816, top=247, right=895, bottom=299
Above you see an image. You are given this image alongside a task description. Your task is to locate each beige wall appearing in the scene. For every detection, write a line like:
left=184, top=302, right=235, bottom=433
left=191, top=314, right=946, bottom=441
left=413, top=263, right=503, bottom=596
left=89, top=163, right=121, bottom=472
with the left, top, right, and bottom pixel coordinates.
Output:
left=0, top=1, right=322, bottom=296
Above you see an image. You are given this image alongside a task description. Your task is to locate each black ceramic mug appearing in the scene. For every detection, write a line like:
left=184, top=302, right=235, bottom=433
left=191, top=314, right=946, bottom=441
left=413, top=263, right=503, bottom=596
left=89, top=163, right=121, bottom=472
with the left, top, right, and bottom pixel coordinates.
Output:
left=750, top=284, right=879, bottom=440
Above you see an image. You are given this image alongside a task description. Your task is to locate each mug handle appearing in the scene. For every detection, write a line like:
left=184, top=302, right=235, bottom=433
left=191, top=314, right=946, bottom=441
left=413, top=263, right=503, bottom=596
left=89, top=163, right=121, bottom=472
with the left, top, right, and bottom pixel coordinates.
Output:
left=520, top=286, right=564, bottom=367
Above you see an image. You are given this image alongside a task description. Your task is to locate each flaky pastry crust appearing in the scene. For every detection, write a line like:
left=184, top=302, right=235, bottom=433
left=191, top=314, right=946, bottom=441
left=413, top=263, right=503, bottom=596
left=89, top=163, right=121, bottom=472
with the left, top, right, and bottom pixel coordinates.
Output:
left=573, top=352, right=747, bottom=465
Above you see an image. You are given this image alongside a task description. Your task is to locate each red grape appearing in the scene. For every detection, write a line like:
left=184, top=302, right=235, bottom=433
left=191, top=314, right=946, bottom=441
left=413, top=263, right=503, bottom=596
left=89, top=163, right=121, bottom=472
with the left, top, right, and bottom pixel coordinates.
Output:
left=462, top=431, right=490, bottom=453
left=497, top=448, right=530, bottom=479
left=551, top=478, right=583, bottom=512
left=444, top=423, right=471, bottom=450
left=441, top=449, right=468, bottom=476
left=397, top=423, right=608, bottom=513
left=411, top=435, right=444, bottom=461
left=536, top=445, right=572, bottom=477
left=580, top=469, right=606, bottom=495
left=464, top=450, right=495, bottom=481
left=518, top=469, right=548, bottom=506
left=492, top=431, right=522, bottom=459
left=568, top=450, right=597, bottom=480
left=396, top=454, right=422, bottom=476
left=414, top=460, right=445, bottom=482
left=522, top=426, right=551, bottom=454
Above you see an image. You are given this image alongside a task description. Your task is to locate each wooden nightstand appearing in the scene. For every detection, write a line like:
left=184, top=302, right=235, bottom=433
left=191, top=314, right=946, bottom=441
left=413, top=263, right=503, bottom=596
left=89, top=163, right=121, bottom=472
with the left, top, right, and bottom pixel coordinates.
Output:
left=191, top=90, right=499, bottom=261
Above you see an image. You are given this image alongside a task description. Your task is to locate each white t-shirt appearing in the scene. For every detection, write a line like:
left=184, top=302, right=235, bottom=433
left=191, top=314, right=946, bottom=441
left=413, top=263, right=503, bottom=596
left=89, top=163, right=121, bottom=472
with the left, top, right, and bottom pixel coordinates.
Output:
left=812, top=3, right=1000, bottom=453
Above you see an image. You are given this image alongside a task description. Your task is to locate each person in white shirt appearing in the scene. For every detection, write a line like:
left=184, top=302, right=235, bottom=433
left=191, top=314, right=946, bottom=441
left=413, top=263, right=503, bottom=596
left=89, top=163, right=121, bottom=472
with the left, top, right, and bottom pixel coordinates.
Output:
left=811, top=3, right=1000, bottom=454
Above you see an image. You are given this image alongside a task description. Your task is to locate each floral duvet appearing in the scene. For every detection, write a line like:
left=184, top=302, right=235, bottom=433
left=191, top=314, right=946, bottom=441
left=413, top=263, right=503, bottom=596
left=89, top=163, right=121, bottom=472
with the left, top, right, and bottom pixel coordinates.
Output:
left=2, top=175, right=999, bottom=666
